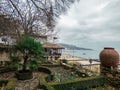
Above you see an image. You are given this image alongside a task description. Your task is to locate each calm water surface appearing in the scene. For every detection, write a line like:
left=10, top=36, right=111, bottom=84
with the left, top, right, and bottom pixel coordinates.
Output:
left=62, top=49, right=100, bottom=59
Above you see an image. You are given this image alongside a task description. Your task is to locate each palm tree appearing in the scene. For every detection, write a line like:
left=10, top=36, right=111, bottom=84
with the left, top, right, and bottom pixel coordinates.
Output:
left=17, top=35, right=44, bottom=70
left=11, top=35, right=45, bottom=80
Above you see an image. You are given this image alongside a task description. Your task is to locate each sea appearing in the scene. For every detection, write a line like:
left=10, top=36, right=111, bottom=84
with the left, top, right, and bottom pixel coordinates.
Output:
left=62, top=49, right=100, bottom=59
left=62, top=49, right=120, bottom=67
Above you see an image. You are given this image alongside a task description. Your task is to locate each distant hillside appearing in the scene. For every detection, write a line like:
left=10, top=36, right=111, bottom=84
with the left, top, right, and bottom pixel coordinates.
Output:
left=58, top=43, right=93, bottom=50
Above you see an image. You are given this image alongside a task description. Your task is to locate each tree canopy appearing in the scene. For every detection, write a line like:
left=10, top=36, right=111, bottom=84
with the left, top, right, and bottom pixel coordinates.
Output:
left=15, top=35, right=45, bottom=57
left=0, top=0, right=79, bottom=40
left=12, top=35, right=45, bottom=71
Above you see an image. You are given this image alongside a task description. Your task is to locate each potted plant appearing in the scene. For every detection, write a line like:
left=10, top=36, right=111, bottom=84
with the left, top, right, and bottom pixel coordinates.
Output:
left=11, top=35, right=45, bottom=80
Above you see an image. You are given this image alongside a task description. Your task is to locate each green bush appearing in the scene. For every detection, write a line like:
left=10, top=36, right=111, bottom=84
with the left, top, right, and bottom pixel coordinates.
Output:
left=75, top=70, right=88, bottom=78
left=39, top=70, right=105, bottom=90
left=45, top=74, right=54, bottom=82
left=11, top=35, right=45, bottom=72
left=0, top=66, right=16, bottom=73
left=39, top=75, right=55, bottom=90
left=39, top=65, right=105, bottom=90
left=49, top=76, right=105, bottom=90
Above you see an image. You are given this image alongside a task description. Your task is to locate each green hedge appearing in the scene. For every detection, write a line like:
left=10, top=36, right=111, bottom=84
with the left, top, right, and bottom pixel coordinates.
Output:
left=39, top=75, right=105, bottom=90
left=0, top=78, right=16, bottom=90
left=0, top=66, right=16, bottom=73
left=39, top=75, right=55, bottom=90
left=38, top=65, right=105, bottom=90
left=49, top=76, right=105, bottom=90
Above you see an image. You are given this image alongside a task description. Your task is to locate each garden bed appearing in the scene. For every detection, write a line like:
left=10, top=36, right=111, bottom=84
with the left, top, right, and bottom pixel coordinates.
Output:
left=39, top=65, right=105, bottom=90
left=50, top=67, right=79, bottom=82
left=47, top=64, right=98, bottom=83
left=39, top=73, right=105, bottom=90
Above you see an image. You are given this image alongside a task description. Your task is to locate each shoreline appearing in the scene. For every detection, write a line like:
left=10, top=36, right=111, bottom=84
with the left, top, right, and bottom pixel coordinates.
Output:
left=60, top=54, right=120, bottom=70
left=61, top=53, right=100, bottom=61
left=60, top=54, right=100, bottom=65
left=60, top=54, right=100, bottom=73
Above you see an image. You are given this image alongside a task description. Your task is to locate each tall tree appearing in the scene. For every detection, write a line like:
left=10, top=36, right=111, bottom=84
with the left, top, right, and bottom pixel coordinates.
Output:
left=0, top=0, right=79, bottom=41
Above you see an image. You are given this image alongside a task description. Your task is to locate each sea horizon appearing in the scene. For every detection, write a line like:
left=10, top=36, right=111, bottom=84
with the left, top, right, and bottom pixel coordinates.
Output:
left=62, top=49, right=100, bottom=59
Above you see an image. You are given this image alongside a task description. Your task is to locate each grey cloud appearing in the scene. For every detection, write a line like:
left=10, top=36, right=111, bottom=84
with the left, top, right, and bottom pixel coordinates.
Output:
left=56, top=0, right=120, bottom=50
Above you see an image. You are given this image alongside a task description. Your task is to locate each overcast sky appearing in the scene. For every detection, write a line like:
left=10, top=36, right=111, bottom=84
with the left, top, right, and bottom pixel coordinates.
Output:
left=55, top=0, right=120, bottom=51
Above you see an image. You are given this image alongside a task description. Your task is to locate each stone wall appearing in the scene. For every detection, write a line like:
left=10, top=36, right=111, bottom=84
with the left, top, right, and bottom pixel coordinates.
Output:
left=100, top=65, right=120, bottom=88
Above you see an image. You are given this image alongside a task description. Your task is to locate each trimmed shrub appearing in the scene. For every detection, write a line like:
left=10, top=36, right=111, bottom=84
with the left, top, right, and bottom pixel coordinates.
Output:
left=39, top=70, right=105, bottom=90
left=0, top=66, right=16, bottom=73
left=39, top=65, right=105, bottom=90
left=39, top=75, right=55, bottom=90
left=49, top=76, right=105, bottom=90
left=45, top=74, right=54, bottom=82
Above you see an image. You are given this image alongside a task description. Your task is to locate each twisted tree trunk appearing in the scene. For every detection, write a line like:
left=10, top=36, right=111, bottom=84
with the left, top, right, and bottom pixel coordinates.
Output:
left=23, top=56, right=28, bottom=71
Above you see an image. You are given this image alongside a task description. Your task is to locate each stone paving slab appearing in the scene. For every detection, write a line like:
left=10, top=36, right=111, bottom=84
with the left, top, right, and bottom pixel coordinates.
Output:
left=15, top=72, right=41, bottom=90
left=0, top=72, right=43, bottom=90
left=0, top=72, right=15, bottom=79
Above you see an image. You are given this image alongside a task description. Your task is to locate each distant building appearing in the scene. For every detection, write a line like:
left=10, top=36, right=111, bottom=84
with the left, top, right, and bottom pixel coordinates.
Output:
left=0, top=34, right=64, bottom=63
left=43, top=42, right=64, bottom=60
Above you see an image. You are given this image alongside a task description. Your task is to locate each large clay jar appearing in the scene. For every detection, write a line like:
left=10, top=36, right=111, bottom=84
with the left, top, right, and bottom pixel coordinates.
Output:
left=100, top=47, right=119, bottom=67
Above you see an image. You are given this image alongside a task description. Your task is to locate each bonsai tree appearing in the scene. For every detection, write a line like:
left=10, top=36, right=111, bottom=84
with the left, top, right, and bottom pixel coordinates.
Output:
left=11, top=35, right=45, bottom=80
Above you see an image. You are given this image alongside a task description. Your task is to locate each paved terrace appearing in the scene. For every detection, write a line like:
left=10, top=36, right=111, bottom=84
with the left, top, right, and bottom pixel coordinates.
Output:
left=0, top=72, right=43, bottom=90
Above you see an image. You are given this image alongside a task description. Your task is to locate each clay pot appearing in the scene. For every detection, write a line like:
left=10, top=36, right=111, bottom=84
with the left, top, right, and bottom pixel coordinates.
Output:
left=100, top=47, right=119, bottom=67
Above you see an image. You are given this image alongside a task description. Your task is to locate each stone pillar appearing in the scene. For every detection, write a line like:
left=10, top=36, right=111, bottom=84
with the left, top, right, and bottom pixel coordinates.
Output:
left=100, top=65, right=111, bottom=75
